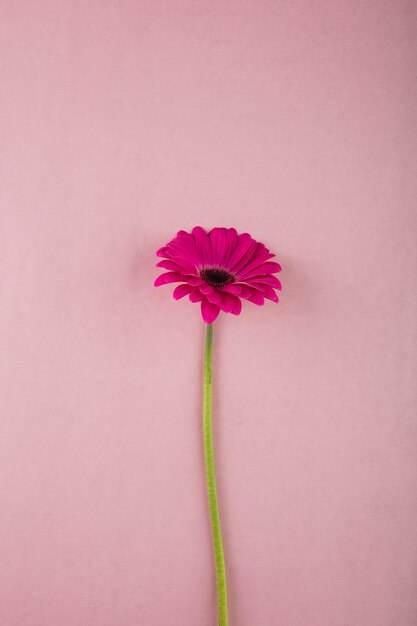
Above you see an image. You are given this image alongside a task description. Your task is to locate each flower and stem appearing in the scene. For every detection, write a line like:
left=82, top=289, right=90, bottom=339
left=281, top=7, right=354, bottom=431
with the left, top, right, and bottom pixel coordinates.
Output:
left=155, top=226, right=282, bottom=626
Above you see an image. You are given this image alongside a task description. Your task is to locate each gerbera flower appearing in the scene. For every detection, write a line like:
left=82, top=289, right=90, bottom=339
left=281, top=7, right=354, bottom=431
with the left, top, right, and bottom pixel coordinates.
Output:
left=154, top=226, right=282, bottom=323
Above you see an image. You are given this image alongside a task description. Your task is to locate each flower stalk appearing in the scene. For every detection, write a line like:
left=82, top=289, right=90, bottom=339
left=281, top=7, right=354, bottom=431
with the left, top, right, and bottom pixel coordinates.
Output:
left=203, top=323, right=228, bottom=626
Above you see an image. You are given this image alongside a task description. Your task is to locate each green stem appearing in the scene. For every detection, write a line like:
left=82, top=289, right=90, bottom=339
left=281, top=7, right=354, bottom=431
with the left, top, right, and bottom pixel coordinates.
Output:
left=203, top=323, right=228, bottom=626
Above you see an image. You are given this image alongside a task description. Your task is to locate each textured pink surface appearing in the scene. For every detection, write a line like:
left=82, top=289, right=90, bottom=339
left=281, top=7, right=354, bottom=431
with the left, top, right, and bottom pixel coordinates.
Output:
left=1, top=1, right=416, bottom=625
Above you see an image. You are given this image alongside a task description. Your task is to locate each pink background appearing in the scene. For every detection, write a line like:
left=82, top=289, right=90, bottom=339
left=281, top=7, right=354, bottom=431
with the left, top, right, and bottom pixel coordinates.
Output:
left=1, top=1, right=416, bottom=625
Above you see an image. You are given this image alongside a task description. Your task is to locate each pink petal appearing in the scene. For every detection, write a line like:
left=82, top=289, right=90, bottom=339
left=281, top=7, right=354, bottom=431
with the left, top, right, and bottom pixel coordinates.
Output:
left=156, top=246, right=169, bottom=257
left=156, top=259, right=184, bottom=272
left=201, top=298, right=220, bottom=324
left=235, top=282, right=263, bottom=293
left=237, top=285, right=253, bottom=298
left=251, top=283, right=279, bottom=302
left=227, top=234, right=255, bottom=271
left=171, top=256, right=198, bottom=275
left=217, top=292, right=237, bottom=313
left=241, top=261, right=282, bottom=278
left=200, top=283, right=215, bottom=295
left=231, top=297, right=242, bottom=316
left=206, top=290, right=222, bottom=305
left=188, top=277, right=204, bottom=286
left=248, top=291, right=265, bottom=306
left=251, top=275, right=282, bottom=290
left=192, top=226, right=212, bottom=265
left=154, top=272, right=185, bottom=286
left=237, top=244, right=275, bottom=276
left=223, top=228, right=238, bottom=265
left=167, top=233, right=200, bottom=264
left=237, top=286, right=265, bottom=304
left=231, top=241, right=263, bottom=274
left=221, top=284, right=241, bottom=295
left=173, top=284, right=193, bottom=300
left=189, top=288, right=204, bottom=302
left=209, top=228, right=228, bottom=266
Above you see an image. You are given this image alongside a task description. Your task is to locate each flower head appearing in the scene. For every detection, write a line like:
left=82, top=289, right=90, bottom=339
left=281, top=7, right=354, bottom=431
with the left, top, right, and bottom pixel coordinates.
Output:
left=154, top=226, right=282, bottom=323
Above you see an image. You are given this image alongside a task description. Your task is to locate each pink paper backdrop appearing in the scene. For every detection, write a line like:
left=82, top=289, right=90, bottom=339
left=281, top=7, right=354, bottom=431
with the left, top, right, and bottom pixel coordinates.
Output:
left=1, top=1, right=416, bottom=625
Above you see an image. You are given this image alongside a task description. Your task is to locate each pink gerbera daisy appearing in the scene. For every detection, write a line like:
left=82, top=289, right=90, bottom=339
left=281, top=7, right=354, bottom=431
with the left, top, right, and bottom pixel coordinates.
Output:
left=154, top=226, right=282, bottom=323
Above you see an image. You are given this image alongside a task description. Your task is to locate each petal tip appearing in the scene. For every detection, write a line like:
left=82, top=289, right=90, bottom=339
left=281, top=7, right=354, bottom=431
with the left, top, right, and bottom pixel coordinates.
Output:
left=201, top=299, right=220, bottom=324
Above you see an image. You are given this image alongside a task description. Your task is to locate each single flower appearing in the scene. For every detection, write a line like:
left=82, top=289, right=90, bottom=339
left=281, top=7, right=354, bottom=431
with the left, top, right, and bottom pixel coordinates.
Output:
left=154, top=226, right=282, bottom=323
left=153, top=226, right=283, bottom=626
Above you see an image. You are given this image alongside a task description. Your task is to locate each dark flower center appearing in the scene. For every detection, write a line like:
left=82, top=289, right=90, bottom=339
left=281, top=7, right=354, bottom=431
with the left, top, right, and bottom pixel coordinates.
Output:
left=199, top=267, right=236, bottom=288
